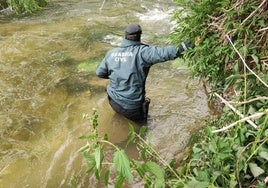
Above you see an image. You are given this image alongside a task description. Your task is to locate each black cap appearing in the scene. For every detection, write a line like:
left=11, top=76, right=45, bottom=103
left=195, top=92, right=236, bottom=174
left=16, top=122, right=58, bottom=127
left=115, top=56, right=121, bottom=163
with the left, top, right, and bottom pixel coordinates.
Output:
left=125, top=24, right=142, bottom=35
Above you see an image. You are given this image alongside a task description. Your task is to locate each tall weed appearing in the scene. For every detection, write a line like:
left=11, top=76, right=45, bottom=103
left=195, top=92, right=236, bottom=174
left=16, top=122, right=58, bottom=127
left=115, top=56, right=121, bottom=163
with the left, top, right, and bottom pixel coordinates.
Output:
left=7, top=0, right=47, bottom=14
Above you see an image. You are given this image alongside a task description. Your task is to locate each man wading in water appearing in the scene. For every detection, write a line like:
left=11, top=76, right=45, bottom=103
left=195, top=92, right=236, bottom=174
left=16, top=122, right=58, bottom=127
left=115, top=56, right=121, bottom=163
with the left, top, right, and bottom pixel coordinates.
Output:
left=96, top=23, right=192, bottom=124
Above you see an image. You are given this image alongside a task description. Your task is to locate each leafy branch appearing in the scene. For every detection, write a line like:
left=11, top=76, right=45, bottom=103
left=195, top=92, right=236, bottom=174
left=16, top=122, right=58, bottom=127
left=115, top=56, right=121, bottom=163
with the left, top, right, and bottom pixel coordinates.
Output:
left=225, top=34, right=268, bottom=88
left=79, top=109, right=181, bottom=188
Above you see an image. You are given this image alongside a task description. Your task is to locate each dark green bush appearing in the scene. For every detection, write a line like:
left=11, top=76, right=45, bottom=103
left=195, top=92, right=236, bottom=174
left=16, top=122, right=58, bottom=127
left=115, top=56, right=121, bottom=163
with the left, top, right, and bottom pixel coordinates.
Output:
left=169, top=0, right=268, bottom=187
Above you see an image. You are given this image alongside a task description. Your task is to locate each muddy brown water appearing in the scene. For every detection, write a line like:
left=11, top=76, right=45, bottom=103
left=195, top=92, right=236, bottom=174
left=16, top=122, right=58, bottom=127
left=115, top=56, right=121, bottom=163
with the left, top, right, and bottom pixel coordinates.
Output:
left=0, top=0, right=210, bottom=187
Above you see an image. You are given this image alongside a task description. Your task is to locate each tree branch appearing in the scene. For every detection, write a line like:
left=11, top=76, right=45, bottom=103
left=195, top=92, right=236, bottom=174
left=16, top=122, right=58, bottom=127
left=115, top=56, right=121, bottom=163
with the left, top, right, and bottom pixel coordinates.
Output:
left=259, top=27, right=268, bottom=32
left=241, top=0, right=267, bottom=25
left=212, top=109, right=268, bottom=133
left=214, top=93, right=258, bottom=129
left=229, top=96, right=268, bottom=105
left=226, top=34, right=268, bottom=88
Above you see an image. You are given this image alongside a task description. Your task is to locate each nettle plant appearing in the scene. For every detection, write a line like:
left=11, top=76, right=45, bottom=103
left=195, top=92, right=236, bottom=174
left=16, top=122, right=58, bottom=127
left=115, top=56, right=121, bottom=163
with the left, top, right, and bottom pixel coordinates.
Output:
left=79, top=109, right=180, bottom=188
left=180, top=115, right=268, bottom=188
left=79, top=109, right=268, bottom=188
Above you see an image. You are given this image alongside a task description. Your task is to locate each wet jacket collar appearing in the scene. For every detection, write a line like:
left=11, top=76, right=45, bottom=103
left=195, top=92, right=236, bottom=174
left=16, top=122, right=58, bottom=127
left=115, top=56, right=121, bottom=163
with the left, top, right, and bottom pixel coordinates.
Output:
left=120, top=39, right=143, bottom=47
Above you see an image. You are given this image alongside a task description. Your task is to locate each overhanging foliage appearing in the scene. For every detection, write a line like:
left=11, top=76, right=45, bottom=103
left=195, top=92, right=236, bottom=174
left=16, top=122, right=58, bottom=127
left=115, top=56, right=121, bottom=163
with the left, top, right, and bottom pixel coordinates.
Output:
left=169, top=0, right=268, bottom=187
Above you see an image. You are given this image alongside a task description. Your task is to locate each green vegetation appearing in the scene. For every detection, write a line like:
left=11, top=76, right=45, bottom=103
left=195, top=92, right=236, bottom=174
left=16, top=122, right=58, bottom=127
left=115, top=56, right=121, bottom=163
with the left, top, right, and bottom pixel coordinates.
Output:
left=180, top=117, right=268, bottom=187
left=80, top=0, right=268, bottom=187
left=80, top=109, right=268, bottom=187
left=79, top=109, right=174, bottom=187
left=1, top=0, right=47, bottom=14
left=170, top=0, right=268, bottom=185
left=171, top=0, right=267, bottom=97
left=1, top=0, right=266, bottom=186
left=172, top=0, right=268, bottom=187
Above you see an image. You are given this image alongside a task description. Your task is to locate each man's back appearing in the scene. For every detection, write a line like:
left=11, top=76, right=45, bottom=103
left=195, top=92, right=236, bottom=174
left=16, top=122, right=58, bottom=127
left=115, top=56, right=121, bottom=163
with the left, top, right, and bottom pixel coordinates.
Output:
left=96, top=23, right=191, bottom=122
left=97, top=39, right=178, bottom=109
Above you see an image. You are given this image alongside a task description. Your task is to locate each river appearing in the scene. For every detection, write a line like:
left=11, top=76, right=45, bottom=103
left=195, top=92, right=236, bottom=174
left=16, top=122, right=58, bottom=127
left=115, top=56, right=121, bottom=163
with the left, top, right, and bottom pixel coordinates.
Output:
left=0, top=0, right=210, bottom=187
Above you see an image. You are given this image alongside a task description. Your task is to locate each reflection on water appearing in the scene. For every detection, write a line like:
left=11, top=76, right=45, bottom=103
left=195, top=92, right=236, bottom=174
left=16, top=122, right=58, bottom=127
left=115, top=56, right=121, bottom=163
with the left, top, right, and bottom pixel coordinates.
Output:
left=0, top=0, right=210, bottom=187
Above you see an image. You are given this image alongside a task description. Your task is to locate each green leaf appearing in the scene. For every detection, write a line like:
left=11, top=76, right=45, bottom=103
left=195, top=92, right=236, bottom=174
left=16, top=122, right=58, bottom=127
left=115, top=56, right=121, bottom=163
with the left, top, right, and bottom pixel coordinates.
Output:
left=143, top=161, right=165, bottom=188
left=115, top=175, right=125, bottom=188
left=184, top=178, right=209, bottom=188
left=240, top=46, right=248, bottom=56
left=104, top=170, right=110, bottom=186
left=126, top=125, right=135, bottom=147
left=248, top=163, right=265, bottom=178
left=135, top=162, right=146, bottom=178
left=251, top=54, right=259, bottom=63
left=196, top=170, right=210, bottom=182
left=128, top=124, right=135, bottom=133
left=94, top=146, right=103, bottom=171
left=217, top=152, right=231, bottom=161
left=140, top=146, right=147, bottom=160
left=258, top=19, right=265, bottom=27
left=113, top=150, right=133, bottom=182
left=78, top=134, right=97, bottom=140
left=265, top=129, right=268, bottom=137
left=192, top=146, right=202, bottom=153
left=229, top=173, right=238, bottom=188
left=83, top=153, right=96, bottom=174
left=248, top=105, right=256, bottom=115
left=208, top=142, right=217, bottom=153
left=139, top=126, right=147, bottom=136
left=259, top=151, right=268, bottom=161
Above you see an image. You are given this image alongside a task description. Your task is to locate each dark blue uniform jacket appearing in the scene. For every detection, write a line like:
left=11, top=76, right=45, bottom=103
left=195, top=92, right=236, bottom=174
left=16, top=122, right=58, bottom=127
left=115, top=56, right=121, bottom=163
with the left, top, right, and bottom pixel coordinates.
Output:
left=96, top=39, right=179, bottom=109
